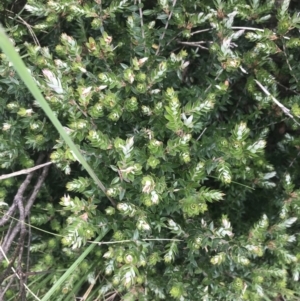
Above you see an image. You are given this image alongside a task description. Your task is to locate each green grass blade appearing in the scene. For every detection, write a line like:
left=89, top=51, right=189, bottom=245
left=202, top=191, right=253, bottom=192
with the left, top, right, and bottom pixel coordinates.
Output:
left=0, top=25, right=114, bottom=205
left=40, top=230, right=108, bottom=301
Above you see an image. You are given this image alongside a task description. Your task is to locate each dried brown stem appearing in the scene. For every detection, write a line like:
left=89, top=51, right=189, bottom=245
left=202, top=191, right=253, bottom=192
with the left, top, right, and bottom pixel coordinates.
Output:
left=255, top=79, right=300, bottom=126
left=177, top=40, right=209, bottom=50
left=0, top=162, right=52, bottom=180
left=0, top=155, right=51, bottom=287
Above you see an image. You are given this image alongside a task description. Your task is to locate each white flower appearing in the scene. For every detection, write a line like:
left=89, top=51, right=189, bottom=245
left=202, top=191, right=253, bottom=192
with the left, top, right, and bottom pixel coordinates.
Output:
left=137, top=219, right=151, bottom=231
left=2, top=123, right=11, bottom=131
left=26, top=109, right=33, bottom=116
left=138, top=57, right=148, bottom=66
left=151, top=191, right=159, bottom=204
left=42, top=69, right=64, bottom=94
left=142, top=180, right=152, bottom=193
left=117, top=203, right=129, bottom=212
left=61, top=194, right=71, bottom=206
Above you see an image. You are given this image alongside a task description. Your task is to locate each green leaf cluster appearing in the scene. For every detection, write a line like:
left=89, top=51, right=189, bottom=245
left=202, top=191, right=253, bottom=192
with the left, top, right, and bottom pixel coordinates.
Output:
left=1, top=0, right=300, bottom=300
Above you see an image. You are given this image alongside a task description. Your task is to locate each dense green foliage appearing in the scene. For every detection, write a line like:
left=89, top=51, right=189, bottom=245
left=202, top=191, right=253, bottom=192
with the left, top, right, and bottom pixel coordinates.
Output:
left=1, top=0, right=300, bottom=300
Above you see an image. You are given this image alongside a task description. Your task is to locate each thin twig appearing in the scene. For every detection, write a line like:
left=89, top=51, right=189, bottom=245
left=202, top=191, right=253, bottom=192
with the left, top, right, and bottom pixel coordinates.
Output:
left=0, top=209, right=184, bottom=250
left=0, top=275, right=14, bottom=300
left=254, top=79, right=300, bottom=127
left=104, top=292, right=119, bottom=301
left=0, top=161, right=50, bottom=263
left=231, top=26, right=290, bottom=40
left=231, top=26, right=264, bottom=32
left=2, top=218, right=15, bottom=252
left=0, top=161, right=50, bottom=296
left=0, top=167, right=38, bottom=226
left=282, top=40, right=298, bottom=84
left=24, top=214, right=32, bottom=293
left=6, top=10, right=40, bottom=46
left=0, top=247, right=41, bottom=301
left=208, top=175, right=255, bottom=190
left=156, top=0, right=177, bottom=55
left=177, top=41, right=209, bottom=50
left=96, top=238, right=183, bottom=245
left=196, top=127, right=207, bottom=141
left=19, top=270, right=55, bottom=277
left=68, top=99, right=97, bottom=128
left=0, top=222, right=21, bottom=263
left=17, top=191, right=27, bottom=301
left=191, top=26, right=290, bottom=40
left=138, top=0, right=146, bottom=54
left=0, top=237, right=23, bottom=284
left=276, top=81, right=300, bottom=95
left=191, top=28, right=212, bottom=35
left=191, top=26, right=264, bottom=34
left=230, top=97, right=241, bottom=119
left=253, top=117, right=287, bottom=131
left=282, top=42, right=293, bottom=74
left=284, top=149, right=300, bottom=177
left=166, top=32, right=182, bottom=47
left=82, top=271, right=101, bottom=301
left=25, top=164, right=51, bottom=215
left=0, top=162, right=52, bottom=180
left=0, top=210, right=65, bottom=237
left=205, top=69, right=223, bottom=93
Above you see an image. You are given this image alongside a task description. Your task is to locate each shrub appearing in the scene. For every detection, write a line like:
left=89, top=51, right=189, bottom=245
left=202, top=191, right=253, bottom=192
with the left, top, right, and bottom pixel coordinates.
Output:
left=0, top=0, right=300, bottom=300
